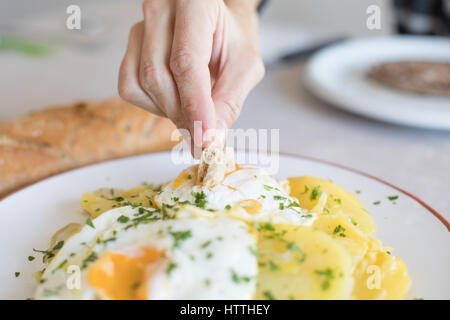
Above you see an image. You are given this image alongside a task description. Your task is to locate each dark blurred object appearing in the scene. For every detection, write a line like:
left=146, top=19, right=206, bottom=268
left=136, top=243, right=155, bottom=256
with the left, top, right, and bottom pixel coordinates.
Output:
left=258, top=0, right=269, bottom=13
left=393, top=0, right=450, bottom=36
left=264, top=37, right=347, bottom=71
left=280, top=37, right=347, bottom=63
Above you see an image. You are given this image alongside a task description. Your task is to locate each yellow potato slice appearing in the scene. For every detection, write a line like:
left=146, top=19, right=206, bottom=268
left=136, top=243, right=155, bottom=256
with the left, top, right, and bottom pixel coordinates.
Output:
left=313, top=212, right=369, bottom=271
left=351, top=238, right=411, bottom=300
left=81, top=185, right=157, bottom=217
left=288, top=176, right=375, bottom=235
left=252, top=223, right=353, bottom=300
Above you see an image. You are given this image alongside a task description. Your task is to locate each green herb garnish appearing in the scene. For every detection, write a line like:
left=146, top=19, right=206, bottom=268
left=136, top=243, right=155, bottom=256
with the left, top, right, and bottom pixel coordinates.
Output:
left=231, top=269, right=252, bottom=284
left=86, top=217, right=95, bottom=229
left=263, top=291, right=275, bottom=300
left=170, top=230, right=192, bottom=248
left=117, top=215, right=130, bottom=223
left=311, top=186, right=321, bottom=200
left=166, top=262, right=178, bottom=274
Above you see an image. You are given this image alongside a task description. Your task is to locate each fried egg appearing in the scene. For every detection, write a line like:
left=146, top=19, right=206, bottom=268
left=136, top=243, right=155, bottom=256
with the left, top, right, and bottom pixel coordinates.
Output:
left=34, top=206, right=257, bottom=300
left=155, top=165, right=315, bottom=226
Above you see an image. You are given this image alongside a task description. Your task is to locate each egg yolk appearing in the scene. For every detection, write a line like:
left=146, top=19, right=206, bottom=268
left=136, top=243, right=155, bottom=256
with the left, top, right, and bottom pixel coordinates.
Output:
left=88, top=247, right=166, bottom=300
left=173, top=166, right=198, bottom=190
left=238, top=199, right=263, bottom=214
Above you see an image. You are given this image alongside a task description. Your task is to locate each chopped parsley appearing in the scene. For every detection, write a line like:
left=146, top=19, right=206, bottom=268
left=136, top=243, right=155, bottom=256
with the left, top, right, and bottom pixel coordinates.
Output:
left=225, top=204, right=231, bottom=210
left=373, top=201, right=381, bottom=205
left=102, top=237, right=117, bottom=243
left=53, top=241, right=64, bottom=250
left=333, top=225, right=346, bottom=237
left=81, top=252, right=98, bottom=269
left=125, top=208, right=161, bottom=230
left=52, top=259, right=68, bottom=273
left=267, top=261, right=279, bottom=271
left=117, top=215, right=130, bottom=223
left=287, top=201, right=300, bottom=208
left=86, top=217, right=95, bottom=229
left=191, top=191, right=207, bottom=209
left=249, top=246, right=263, bottom=258
left=201, top=240, right=212, bottom=249
left=206, top=252, right=213, bottom=259
left=252, top=222, right=263, bottom=231
left=310, top=186, right=321, bottom=200
left=162, top=204, right=169, bottom=220
left=231, top=269, right=252, bottom=284
left=388, top=195, right=399, bottom=201
left=33, top=241, right=64, bottom=263
left=286, top=242, right=303, bottom=253
left=300, top=186, right=309, bottom=195
left=170, top=230, right=192, bottom=248
left=28, top=256, right=35, bottom=261
left=166, top=262, right=178, bottom=274
left=263, top=222, right=275, bottom=231
left=314, top=268, right=334, bottom=291
left=263, top=291, right=275, bottom=300
left=15, top=272, right=20, bottom=278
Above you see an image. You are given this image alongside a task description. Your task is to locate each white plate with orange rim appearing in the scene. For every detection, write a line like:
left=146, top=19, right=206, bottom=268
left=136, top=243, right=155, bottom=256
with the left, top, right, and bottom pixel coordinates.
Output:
left=305, top=36, right=450, bottom=130
left=0, top=151, right=448, bottom=299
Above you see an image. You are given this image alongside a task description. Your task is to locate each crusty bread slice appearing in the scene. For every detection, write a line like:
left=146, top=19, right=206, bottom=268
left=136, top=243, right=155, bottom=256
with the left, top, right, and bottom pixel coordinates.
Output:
left=0, top=97, right=178, bottom=197
left=197, top=141, right=235, bottom=187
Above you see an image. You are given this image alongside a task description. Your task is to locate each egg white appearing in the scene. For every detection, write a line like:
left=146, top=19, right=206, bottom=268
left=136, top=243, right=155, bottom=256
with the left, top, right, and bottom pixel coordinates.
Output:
left=34, top=206, right=257, bottom=300
left=155, top=165, right=315, bottom=226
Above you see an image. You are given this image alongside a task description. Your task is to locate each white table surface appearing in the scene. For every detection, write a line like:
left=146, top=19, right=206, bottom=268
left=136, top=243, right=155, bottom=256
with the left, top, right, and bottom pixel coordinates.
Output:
left=1, top=1, right=449, bottom=219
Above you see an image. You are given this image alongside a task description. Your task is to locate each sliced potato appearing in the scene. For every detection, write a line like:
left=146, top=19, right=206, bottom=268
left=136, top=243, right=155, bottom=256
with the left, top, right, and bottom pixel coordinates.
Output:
left=351, top=238, right=411, bottom=300
left=252, top=223, right=354, bottom=300
left=81, top=185, right=157, bottom=217
left=288, top=176, right=375, bottom=235
left=313, top=212, right=369, bottom=271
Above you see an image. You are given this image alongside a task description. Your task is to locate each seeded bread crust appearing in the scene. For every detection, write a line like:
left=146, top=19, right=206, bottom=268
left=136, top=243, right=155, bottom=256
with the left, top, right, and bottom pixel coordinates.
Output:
left=0, top=97, right=178, bottom=197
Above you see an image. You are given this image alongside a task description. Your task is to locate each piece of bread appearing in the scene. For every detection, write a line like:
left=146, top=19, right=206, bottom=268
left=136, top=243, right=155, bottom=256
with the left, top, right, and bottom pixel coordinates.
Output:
left=197, top=141, right=235, bottom=187
left=0, top=97, right=178, bottom=197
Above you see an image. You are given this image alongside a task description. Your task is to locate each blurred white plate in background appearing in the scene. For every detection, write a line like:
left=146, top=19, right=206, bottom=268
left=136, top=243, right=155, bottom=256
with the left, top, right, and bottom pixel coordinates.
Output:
left=0, top=152, right=448, bottom=299
left=305, top=36, right=450, bottom=130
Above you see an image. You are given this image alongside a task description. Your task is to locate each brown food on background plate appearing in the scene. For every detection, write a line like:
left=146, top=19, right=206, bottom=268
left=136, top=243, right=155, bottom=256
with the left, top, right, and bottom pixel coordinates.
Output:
left=0, top=97, right=178, bottom=197
left=367, top=61, right=450, bottom=97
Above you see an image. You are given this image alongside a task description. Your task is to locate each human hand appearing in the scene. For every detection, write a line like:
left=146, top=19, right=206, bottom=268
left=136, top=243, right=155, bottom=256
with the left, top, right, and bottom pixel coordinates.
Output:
left=118, top=0, right=264, bottom=157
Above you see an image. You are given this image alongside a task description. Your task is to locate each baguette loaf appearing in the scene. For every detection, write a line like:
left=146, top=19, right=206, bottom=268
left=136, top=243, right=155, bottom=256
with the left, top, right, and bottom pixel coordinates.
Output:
left=0, top=97, right=178, bottom=197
